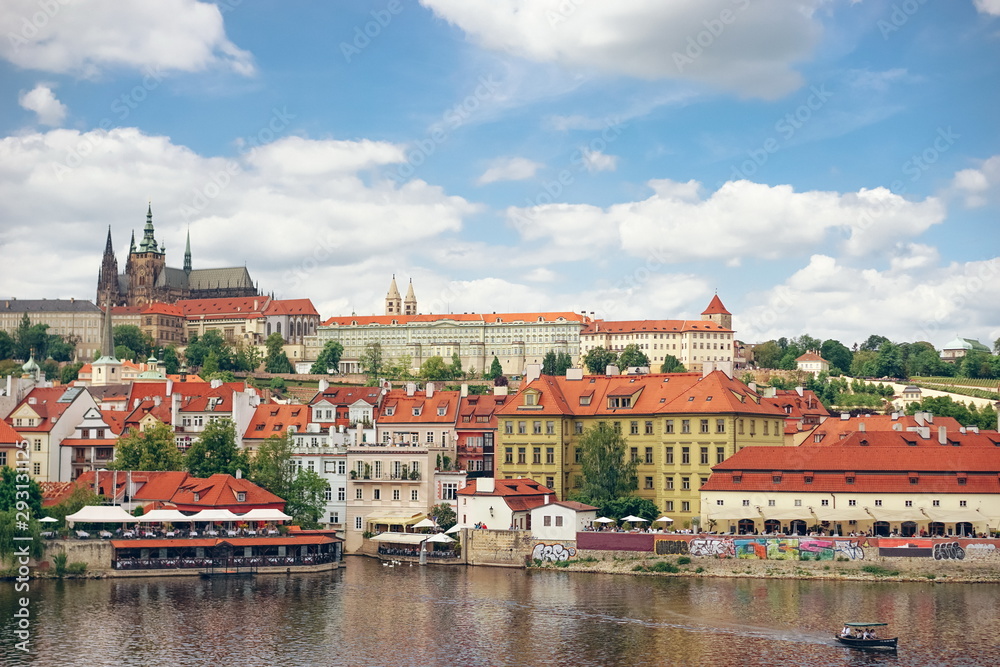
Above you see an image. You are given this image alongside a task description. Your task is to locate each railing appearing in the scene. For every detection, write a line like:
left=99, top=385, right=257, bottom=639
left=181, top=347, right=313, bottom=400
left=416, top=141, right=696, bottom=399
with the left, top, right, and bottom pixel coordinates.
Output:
left=113, top=553, right=335, bottom=570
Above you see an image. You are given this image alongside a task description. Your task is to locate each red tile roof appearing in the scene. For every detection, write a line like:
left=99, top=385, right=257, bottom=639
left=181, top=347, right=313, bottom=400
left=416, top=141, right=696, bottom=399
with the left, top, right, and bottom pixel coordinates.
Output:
left=377, top=389, right=461, bottom=424
left=808, top=415, right=964, bottom=444
left=582, top=319, right=732, bottom=335
left=8, top=387, right=81, bottom=432
left=457, top=478, right=555, bottom=497
left=141, top=302, right=183, bottom=316
left=795, top=351, right=827, bottom=362
left=456, top=394, right=509, bottom=430
left=322, top=312, right=586, bottom=326
left=545, top=500, right=599, bottom=511
left=264, top=298, right=319, bottom=317
left=244, top=404, right=311, bottom=439
left=76, top=470, right=285, bottom=510
left=0, top=419, right=23, bottom=444
left=39, top=481, right=76, bottom=507
left=309, top=386, right=382, bottom=407
left=177, top=297, right=268, bottom=317
left=701, top=295, right=731, bottom=315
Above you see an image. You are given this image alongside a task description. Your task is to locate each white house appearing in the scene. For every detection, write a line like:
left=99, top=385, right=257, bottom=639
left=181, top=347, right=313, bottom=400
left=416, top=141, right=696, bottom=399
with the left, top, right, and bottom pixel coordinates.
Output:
left=455, top=477, right=555, bottom=530
left=529, top=500, right=599, bottom=541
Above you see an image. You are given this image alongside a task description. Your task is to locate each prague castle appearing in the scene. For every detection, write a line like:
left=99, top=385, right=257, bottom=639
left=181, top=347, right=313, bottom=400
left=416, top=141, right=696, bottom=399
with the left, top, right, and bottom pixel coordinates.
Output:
left=97, top=204, right=258, bottom=307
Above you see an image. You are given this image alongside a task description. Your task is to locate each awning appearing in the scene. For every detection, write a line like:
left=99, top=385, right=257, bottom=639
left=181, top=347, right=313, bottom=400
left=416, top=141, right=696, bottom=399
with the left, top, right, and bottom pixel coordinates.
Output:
left=759, top=508, right=814, bottom=521
left=188, top=509, right=240, bottom=522
left=365, top=512, right=425, bottom=527
left=136, top=509, right=191, bottom=523
left=66, top=505, right=136, bottom=525
left=811, top=507, right=872, bottom=522
left=237, top=508, right=292, bottom=522
left=708, top=508, right=762, bottom=521
left=370, top=532, right=429, bottom=544
left=921, top=509, right=992, bottom=524
left=864, top=508, right=925, bottom=522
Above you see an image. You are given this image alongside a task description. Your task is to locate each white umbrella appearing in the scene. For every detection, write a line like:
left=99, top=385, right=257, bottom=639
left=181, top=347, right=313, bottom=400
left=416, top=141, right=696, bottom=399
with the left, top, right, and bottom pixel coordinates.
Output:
left=413, top=518, right=437, bottom=529
left=39, top=516, right=58, bottom=523
left=424, top=533, right=454, bottom=543
left=444, top=523, right=468, bottom=534
left=621, top=515, right=647, bottom=523
left=654, top=516, right=674, bottom=523
left=594, top=517, right=615, bottom=524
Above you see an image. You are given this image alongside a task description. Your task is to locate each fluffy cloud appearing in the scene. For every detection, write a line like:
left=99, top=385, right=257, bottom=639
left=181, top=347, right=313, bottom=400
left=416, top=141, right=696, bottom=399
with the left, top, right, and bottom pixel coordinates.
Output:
left=0, top=0, right=253, bottom=77
left=0, top=127, right=476, bottom=300
left=18, top=84, right=67, bottom=126
left=579, top=149, right=618, bottom=173
left=974, top=0, right=1000, bottom=15
left=738, top=254, right=1000, bottom=347
left=420, top=0, right=823, bottom=98
left=950, top=155, right=1000, bottom=208
left=477, top=156, right=543, bottom=184
left=506, top=179, right=946, bottom=264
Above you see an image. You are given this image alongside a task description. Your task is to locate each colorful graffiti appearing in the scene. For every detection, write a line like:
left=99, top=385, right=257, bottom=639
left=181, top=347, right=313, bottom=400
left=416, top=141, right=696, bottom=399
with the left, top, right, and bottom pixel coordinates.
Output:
left=657, top=536, right=867, bottom=560
left=531, top=543, right=577, bottom=562
left=689, top=538, right=734, bottom=558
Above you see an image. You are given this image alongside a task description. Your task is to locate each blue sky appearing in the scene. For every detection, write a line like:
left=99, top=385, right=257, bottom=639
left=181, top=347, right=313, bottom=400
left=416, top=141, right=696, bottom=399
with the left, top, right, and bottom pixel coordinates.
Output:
left=1, top=0, right=998, bottom=350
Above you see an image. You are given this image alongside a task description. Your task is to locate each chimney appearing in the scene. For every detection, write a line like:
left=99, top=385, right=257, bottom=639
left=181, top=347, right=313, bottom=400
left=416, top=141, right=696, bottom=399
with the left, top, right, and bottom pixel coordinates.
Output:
left=166, top=378, right=173, bottom=395
left=938, top=426, right=947, bottom=445
left=460, top=383, right=468, bottom=397
left=748, top=382, right=757, bottom=393
left=967, top=425, right=979, bottom=434
left=544, top=494, right=550, bottom=505
left=924, top=411, right=933, bottom=424
left=840, top=413, right=849, bottom=421
left=893, top=423, right=902, bottom=431
left=406, top=382, right=416, bottom=396
left=914, top=412, right=924, bottom=426
left=525, top=363, right=541, bottom=384
left=918, top=426, right=930, bottom=439
left=493, top=385, right=508, bottom=396
left=566, top=368, right=583, bottom=381
left=426, top=382, right=434, bottom=398
left=859, top=422, right=865, bottom=432
left=211, top=379, right=223, bottom=389
left=891, top=412, right=899, bottom=421
left=171, top=393, right=181, bottom=426
left=795, top=386, right=803, bottom=397
left=605, top=364, right=619, bottom=376
left=319, top=379, right=329, bottom=392
left=479, top=477, right=495, bottom=493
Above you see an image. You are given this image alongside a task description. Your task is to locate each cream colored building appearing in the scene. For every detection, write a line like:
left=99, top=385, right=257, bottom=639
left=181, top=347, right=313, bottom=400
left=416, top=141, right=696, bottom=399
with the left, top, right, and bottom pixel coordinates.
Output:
left=0, top=299, right=103, bottom=361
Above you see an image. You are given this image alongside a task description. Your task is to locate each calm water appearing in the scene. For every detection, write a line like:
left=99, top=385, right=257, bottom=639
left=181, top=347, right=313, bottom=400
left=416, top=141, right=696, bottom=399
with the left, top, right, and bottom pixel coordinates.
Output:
left=3, top=557, right=998, bottom=666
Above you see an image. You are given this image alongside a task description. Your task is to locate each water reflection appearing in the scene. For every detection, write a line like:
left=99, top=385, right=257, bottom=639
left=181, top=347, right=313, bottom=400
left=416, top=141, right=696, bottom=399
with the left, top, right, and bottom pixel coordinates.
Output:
left=2, top=558, right=997, bottom=666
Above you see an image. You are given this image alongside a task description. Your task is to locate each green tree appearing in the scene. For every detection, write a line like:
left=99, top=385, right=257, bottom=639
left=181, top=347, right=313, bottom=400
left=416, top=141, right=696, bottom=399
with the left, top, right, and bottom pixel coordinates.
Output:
left=285, top=469, right=329, bottom=529
left=555, top=352, right=573, bottom=375
left=113, top=325, right=153, bottom=360
left=0, top=466, right=43, bottom=517
left=360, top=342, right=384, bottom=385
left=820, top=339, right=852, bottom=375
left=429, top=502, right=457, bottom=531
left=233, top=342, right=263, bottom=373
left=752, top=340, right=782, bottom=369
left=0, top=331, right=13, bottom=360
left=46, top=334, right=76, bottom=362
left=110, top=423, right=184, bottom=471
left=264, top=332, right=294, bottom=374
left=994, top=337, right=1000, bottom=355
left=249, top=432, right=295, bottom=499
left=849, top=350, right=878, bottom=378
left=310, top=340, right=344, bottom=374
left=13, top=314, right=50, bottom=360
left=420, top=355, right=452, bottom=381
left=60, top=361, right=85, bottom=384
left=659, top=354, right=686, bottom=373
left=450, top=352, right=463, bottom=379
left=601, top=496, right=659, bottom=523
left=161, top=345, right=181, bottom=374
left=485, top=356, right=503, bottom=381
left=44, top=485, right=104, bottom=529
left=575, top=423, right=637, bottom=504
left=185, top=419, right=250, bottom=478
left=541, top=350, right=558, bottom=375
left=269, top=377, right=286, bottom=392
left=582, top=346, right=617, bottom=375
left=200, top=349, right=220, bottom=377
left=860, top=334, right=890, bottom=352
left=618, top=344, right=650, bottom=369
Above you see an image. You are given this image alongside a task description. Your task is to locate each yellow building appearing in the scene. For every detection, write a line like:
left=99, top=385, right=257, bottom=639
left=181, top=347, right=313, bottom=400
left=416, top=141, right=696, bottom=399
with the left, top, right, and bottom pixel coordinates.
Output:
left=495, top=370, right=786, bottom=526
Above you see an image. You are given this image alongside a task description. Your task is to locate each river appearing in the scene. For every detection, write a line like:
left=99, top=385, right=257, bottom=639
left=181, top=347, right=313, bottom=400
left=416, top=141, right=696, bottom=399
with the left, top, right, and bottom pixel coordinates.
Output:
left=3, top=557, right=998, bottom=666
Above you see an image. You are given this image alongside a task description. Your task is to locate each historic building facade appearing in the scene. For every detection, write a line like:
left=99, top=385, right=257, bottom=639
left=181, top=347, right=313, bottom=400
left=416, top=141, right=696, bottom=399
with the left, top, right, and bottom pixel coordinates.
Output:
left=97, top=205, right=259, bottom=308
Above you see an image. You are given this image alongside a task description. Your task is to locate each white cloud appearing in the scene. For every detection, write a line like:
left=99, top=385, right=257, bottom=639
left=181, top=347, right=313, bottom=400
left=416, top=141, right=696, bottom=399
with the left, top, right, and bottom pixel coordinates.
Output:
left=477, top=156, right=543, bottom=184
left=738, top=255, right=1000, bottom=348
left=506, top=179, right=946, bottom=264
left=974, top=0, right=1000, bottom=16
left=0, top=127, right=477, bottom=300
left=0, top=0, right=254, bottom=77
left=18, top=84, right=67, bottom=126
left=420, top=0, right=824, bottom=99
left=579, top=148, right=618, bottom=173
left=950, top=155, right=1000, bottom=208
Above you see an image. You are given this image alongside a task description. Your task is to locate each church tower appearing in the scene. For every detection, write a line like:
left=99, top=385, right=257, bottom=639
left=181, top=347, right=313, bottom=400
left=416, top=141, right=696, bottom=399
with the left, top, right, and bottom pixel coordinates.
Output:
left=127, top=204, right=167, bottom=307
left=91, top=297, right=122, bottom=387
left=96, top=226, right=123, bottom=306
left=403, top=279, right=417, bottom=315
left=183, top=228, right=192, bottom=275
left=701, top=294, right=733, bottom=330
left=385, top=275, right=402, bottom=316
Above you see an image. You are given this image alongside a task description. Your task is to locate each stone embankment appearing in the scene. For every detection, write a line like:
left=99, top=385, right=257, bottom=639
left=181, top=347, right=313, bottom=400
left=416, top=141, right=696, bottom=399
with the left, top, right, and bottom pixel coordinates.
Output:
left=530, top=551, right=1000, bottom=584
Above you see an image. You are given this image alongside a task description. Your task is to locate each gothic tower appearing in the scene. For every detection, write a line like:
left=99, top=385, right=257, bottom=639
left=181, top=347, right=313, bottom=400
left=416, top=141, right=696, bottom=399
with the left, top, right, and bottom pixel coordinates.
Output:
left=127, top=203, right=167, bottom=307
left=385, top=275, right=402, bottom=316
left=96, top=226, right=123, bottom=306
left=183, top=228, right=192, bottom=275
left=701, top=294, right=733, bottom=330
left=403, top=278, right=417, bottom=315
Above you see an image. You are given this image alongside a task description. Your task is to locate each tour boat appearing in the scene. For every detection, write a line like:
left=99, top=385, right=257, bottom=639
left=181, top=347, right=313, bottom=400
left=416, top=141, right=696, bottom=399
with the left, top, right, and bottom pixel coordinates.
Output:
left=835, top=622, right=898, bottom=651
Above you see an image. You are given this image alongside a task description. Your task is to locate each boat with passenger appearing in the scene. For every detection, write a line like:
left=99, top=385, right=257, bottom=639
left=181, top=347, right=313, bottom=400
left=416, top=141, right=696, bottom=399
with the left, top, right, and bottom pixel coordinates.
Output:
left=835, top=622, right=898, bottom=651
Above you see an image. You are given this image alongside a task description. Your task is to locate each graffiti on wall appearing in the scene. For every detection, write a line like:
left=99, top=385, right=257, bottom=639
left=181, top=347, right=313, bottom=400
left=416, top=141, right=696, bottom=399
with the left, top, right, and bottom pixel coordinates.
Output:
left=689, top=538, right=735, bottom=558
left=654, top=536, right=868, bottom=560
left=932, top=542, right=965, bottom=560
left=655, top=539, right=689, bottom=556
left=878, top=538, right=933, bottom=558
left=531, top=543, right=577, bottom=562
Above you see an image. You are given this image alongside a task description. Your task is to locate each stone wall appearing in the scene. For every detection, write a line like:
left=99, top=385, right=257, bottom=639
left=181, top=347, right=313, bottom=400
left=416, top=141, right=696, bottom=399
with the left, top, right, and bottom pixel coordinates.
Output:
left=43, top=540, right=112, bottom=571
left=464, top=529, right=535, bottom=567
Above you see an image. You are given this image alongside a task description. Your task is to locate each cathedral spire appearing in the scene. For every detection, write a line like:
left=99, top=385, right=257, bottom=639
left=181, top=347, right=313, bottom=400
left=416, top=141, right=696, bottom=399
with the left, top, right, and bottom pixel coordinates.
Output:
left=104, top=226, right=114, bottom=255
left=184, top=227, right=192, bottom=274
left=97, top=227, right=121, bottom=306
left=139, top=202, right=160, bottom=253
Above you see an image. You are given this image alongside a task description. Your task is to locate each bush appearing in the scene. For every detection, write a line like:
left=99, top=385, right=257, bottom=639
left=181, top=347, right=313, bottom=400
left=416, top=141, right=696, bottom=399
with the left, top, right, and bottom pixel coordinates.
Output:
left=66, top=562, right=87, bottom=575
left=53, top=552, right=68, bottom=577
left=650, top=560, right=679, bottom=573
left=632, top=564, right=647, bottom=572
left=861, top=564, right=899, bottom=577
left=677, top=556, right=691, bottom=565
left=694, top=566, right=705, bottom=574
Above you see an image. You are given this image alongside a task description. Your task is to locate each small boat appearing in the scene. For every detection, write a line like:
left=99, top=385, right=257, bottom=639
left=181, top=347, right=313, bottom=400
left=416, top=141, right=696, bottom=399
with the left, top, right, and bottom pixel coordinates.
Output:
left=835, top=622, right=898, bottom=651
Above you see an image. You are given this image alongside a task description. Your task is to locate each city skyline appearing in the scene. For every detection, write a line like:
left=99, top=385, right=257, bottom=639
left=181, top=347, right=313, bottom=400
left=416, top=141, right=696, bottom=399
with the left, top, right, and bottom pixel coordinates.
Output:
left=1, top=1, right=998, bottom=349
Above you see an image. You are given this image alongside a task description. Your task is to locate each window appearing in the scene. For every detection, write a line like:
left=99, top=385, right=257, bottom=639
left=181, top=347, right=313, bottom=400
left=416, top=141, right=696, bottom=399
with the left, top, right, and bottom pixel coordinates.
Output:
left=574, top=448, right=581, bottom=463
left=630, top=447, right=638, bottom=463
left=666, top=477, right=674, bottom=490
left=411, top=489, right=418, bottom=501
left=545, top=476, right=554, bottom=489
left=555, top=516, right=563, bottom=527
left=763, top=421, right=769, bottom=436
left=700, top=447, right=709, bottom=465
left=932, top=500, right=940, bottom=507
left=645, top=421, right=654, bottom=435
left=504, top=421, right=513, bottom=435
left=575, top=421, right=584, bottom=435
left=772, top=475, right=781, bottom=483
left=681, top=419, right=691, bottom=434
left=426, top=432, right=434, bottom=444
left=505, top=448, right=513, bottom=464
left=373, top=489, right=381, bottom=500
left=630, top=421, right=639, bottom=435
left=681, top=501, right=690, bottom=513
left=518, top=421, right=527, bottom=435
left=845, top=476, right=855, bottom=484
left=546, top=421, right=555, bottom=435
left=665, top=447, right=674, bottom=464
left=700, top=419, right=709, bottom=434
left=645, top=447, right=653, bottom=464
left=644, top=476, right=653, bottom=489
left=236, top=492, right=246, bottom=502
left=794, top=499, right=802, bottom=507
left=874, top=499, right=882, bottom=507
left=716, top=419, right=725, bottom=434
left=682, top=477, right=690, bottom=490
left=546, top=447, right=554, bottom=464
left=716, top=447, right=725, bottom=464
left=517, top=448, right=526, bottom=464
left=0, top=452, right=5, bottom=466
left=355, top=488, right=363, bottom=500
left=533, top=448, right=541, bottom=464
left=681, top=447, right=690, bottom=465
left=848, top=499, right=857, bottom=507
left=355, top=516, right=362, bottom=530
left=665, top=419, right=674, bottom=434
left=960, top=500, right=967, bottom=507
left=337, top=487, right=346, bottom=501
left=665, top=501, right=674, bottom=512
left=544, top=515, right=552, bottom=527
left=738, top=419, right=744, bottom=435
left=533, top=421, right=542, bottom=435
left=905, top=500, right=912, bottom=507
left=821, top=499, right=829, bottom=506
left=958, top=477, right=967, bottom=486
left=768, top=499, right=775, bottom=507
left=392, top=489, right=400, bottom=501
left=33, top=440, right=41, bottom=452
left=33, top=462, right=41, bottom=475
left=442, top=483, right=458, bottom=500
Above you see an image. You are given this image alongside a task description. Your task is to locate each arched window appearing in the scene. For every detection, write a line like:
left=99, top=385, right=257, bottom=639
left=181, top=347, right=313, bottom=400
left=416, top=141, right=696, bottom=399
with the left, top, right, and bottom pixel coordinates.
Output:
left=276, top=322, right=282, bottom=335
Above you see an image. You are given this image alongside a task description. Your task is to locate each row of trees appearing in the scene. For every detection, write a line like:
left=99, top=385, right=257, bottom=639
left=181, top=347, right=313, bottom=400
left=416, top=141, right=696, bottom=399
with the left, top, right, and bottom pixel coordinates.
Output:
left=753, top=334, right=1000, bottom=380
left=581, top=344, right=686, bottom=375
left=110, top=420, right=329, bottom=527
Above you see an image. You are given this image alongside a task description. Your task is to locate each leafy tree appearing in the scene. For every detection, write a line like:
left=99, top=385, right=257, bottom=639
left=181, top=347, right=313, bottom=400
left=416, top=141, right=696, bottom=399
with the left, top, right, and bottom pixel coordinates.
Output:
left=269, top=377, right=286, bottom=392
left=110, top=423, right=184, bottom=471
left=820, top=339, right=852, bottom=375
left=582, top=346, right=617, bottom=375
left=200, top=349, right=220, bottom=377
left=46, top=334, right=76, bottom=362
left=285, top=469, right=329, bottom=529
left=450, top=352, right=463, bottom=378
left=995, top=337, right=1000, bottom=355
left=44, top=485, right=104, bottom=529
left=13, top=314, right=50, bottom=360
left=60, top=362, right=84, bottom=384
left=0, top=331, right=13, bottom=359
left=113, top=325, right=153, bottom=360
left=849, top=350, right=878, bottom=378
left=618, top=344, right=650, bottom=369
left=485, top=356, right=503, bottom=380
left=793, top=334, right=822, bottom=353
left=233, top=342, right=263, bottom=373
left=600, top=496, right=659, bottom=523
left=310, top=340, right=344, bottom=374
left=429, top=502, right=457, bottom=531
left=575, top=423, right=637, bottom=504
left=0, top=466, right=43, bottom=517
left=360, top=342, right=384, bottom=385
left=752, top=340, right=782, bottom=369
left=905, top=396, right=998, bottom=431
left=659, top=355, right=686, bottom=373
left=541, top=350, right=558, bottom=376
left=860, top=334, right=890, bottom=352
left=420, top=355, right=452, bottom=381
left=958, top=350, right=997, bottom=379
left=264, top=332, right=294, bottom=374
left=384, top=353, right=414, bottom=380
left=249, top=432, right=295, bottom=499
left=555, top=351, right=573, bottom=375
left=185, top=419, right=250, bottom=478
left=161, top=345, right=181, bottom=374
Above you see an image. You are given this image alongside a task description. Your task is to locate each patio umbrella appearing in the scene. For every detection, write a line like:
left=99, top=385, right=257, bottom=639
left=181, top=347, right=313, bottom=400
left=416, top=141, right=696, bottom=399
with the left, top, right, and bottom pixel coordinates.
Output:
left=444, top=523, right=468, bottom=534
left=39, top=516, right=58, bottom=523
left=594, top=517, right=615, bottom=524
left=413, top=518, right=437, bottom=529
left=653, top=516, right=674, bottom=523
left=424, top=533, right=454, bottom=543
left=621, top=515, right=648, bottom=523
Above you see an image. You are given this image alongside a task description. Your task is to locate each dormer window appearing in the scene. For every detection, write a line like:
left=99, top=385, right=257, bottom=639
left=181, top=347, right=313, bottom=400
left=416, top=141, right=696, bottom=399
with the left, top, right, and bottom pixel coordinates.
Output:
left=237, top=492, right=246, bottom=502
left=412, top=407, right=421, bottom=416
left=385, top=407, right=395, bottom=416
left=524, top=392, right=538, bottom=407
left=579, top=395, right=592, bottom=406
left=193, top=493, right=200, bottom=502
left=437, top=406, right=446, bottom=416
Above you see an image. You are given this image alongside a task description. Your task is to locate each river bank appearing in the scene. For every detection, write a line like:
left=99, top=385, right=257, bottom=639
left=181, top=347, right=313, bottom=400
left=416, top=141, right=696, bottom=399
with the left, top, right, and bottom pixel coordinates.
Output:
left=529, top=551, right=1000, bottom=583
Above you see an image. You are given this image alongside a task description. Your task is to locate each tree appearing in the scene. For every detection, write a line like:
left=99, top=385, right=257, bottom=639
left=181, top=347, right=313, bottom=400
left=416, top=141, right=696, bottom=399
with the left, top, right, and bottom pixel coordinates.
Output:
left=0, top=465, right=42, bottom=517
left=859, top=334, right=890, bottom=352
left=849, top=350, right=878, bottom=378
left=13, top=314, right=50, bottom=360
left=0, top=468, right=45, bottom=560
left=0, top=331, right=12, bottom=360
left=285, top=469, right=329, bottom=529
left=310, top=340, right=344, bottom=374
left=60, top=362, right=84, bottom=384
left=575, top=423, right=637, bottom=504
left=161, top=345, right=181, bottom=374
left=249, top=432, right=295, bottom=499
left=601, top=496, right=659, bottom=523
left=113, top=325, right=152, bottom=360
left=200, top=349, right=220, bottom=377
left=46, top=335, right=76, bottom=362
left=752, top=340, right=782, bottom=369
left=793, top=334, right=822, bottom=353
left=184, top=419, right=250, bottom=478
left=420, top=355, right=452, bottom=381
left=450, top=352, right=463, bottom=379
left=485, top=356, right=503, bottom=381
left=582, top=346, right=617, bottom=375
left=618, top=344, right=650, bottom=369
left=555, top=352, right=573, bottom=375
left=659, top=355, right=686, bottom=373
left=429, top=502, right=457, bottom=531
left=264, top=332, right=294, bottom=374
left=360, top=342, right=384, bottom=385
left=233, top=342, right=263, bottom=374
left=541, top=350, right=558, bottom=376
left=110, top=423, right=185, bottom=471
left=44, top=484, right=103, bottom=529
left=820, top=339, right=852, bottom=375
left=995, top=337, right=1000, bottom=355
